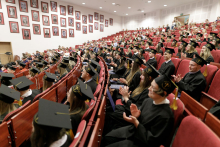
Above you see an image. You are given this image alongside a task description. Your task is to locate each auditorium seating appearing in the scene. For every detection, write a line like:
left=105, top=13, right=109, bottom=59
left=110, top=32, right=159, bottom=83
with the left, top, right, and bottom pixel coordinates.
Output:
left=175, top=59, right=190, bottom=76
left=0, top=122, right=12, bottom=147
left=205, top=112, right=220, bottom=138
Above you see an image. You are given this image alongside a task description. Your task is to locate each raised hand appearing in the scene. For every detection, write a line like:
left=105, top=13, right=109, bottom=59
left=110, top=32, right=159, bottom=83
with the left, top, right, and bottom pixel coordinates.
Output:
left=123, top=112, right=139, bottom=128
left=130, top=104, right=141, bottom=119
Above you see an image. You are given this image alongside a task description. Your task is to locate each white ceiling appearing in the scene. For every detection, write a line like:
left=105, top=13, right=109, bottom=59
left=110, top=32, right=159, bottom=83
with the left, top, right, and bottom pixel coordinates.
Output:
left=59, top=0, right=199, bottom=16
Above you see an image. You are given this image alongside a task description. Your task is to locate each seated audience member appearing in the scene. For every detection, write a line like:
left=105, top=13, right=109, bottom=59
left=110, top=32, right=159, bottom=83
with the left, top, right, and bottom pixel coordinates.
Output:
left=158, top=48, right=175, bottom=78
left=7, top=66, right=16, bottom=74
left=0, top=73, right=14, bottom=87
left=196, top=33, right=203, bottom=43
left=62, top=58, right=71, bottom=72
left=57, top=63, right=68, bottom=81
left=110, top=56, right=127, bottom=79
left=145, top=49, right=157, bottom=68
left=50, top=57, right=58, bottom=66
left=177, top=41, right=188, bottom=58
left=212, top=36, right=220, bottom=50
left=102, top=75, right=175, bottom=147
left=36, top=62, right=44, bottom=73
left=18, top=62, right=26, bottom=72
left=69, top=57, right=77, bottom=69
left=10, top=76, right=41, bottom=105
left=31, top=99, right=72, bottom=147
left=155, top=42, right=164, bottom=55
left=173, top=54, right=206, bottom=101
left=171, top=39, right=177, bottom=47
left=42, top=60, right=49, bottom=70
left=131, top=46, right=140, bottom=59
left=200, top=42, right=215, bottom=64
left=125, top=48, right=132, bottom=58
left=110, top=51, right=123, bottom=71
left=182, top=41, right=198, bottom=58
left=29, top=66, right=40, bottom=78
left=22, top=57, right=28, bottom=63
left=42, top=72, right=57, bottom=91
left=0, top=85, right=20, bottom=124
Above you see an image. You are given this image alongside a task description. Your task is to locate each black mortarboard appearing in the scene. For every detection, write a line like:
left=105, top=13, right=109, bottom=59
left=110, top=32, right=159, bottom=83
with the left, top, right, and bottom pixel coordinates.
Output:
left=167, top=36, right=171, bottom=39
left=44, top=72, right=58, bottom=82
left=173, top=39, right=177, bottom=43
left=165, top=48, right=175, bottom=54
left=35, top=99, right=72, bottom=129
left=134, top=55, right=144, bottom=65
left=150, top=49, right=157, bottom=54
left=121, top=56, right=126, bottom=61
left=210, top=32, right=217, bottom=37
left=155, top=75, right=177, bottom=94
left=172, top=34, right=176, bottom=37
left=38, top=55, right=43, bottom=59
left=30, top=66, right=40, bottom=74
left=108, top=49, right=111, bottom=52
left=126, top=58, right=133, bottom=65
left=197, top=33, right=203, bottom=37
left=158, top=42, right=164, bottom=47
left=59, top=63, right=67, bottom=68
left=90, top=60, right=100, bottom=69
left=36, top=62, right=43, bottom=68
left=62, top=58, right=69, bottom=63
left=10, top=76, right=34, bottom=91
left=185, top=33, right=189, bottom=36
left=8, top=66, right=16, bottom=71
left=215, top=36, right=220, bottom=43
left=182, top=41, right=188, bottom=47
left=69, top=57, right=75, bottom=61
left=191, top=54, right=207, bottom=67
left=116, top=51, right=123, bottom=56
left=205, top=42, right=215, bottom=51
left=42, top=60, right=48, bottom=65
left=19, top=62, right=26, bottom=67
left=0, top=73, right=15, bottom=80
left=160, top=39, right=165, bottom=42
left=71, top=78, right=94, bottom=100
left=0, top=84, right=20, bottom=104
left=85, top=64, right=98, bottom=76
left=145, top=63, right=159, bottom=79
left=190, top=41, right=198, bottom=48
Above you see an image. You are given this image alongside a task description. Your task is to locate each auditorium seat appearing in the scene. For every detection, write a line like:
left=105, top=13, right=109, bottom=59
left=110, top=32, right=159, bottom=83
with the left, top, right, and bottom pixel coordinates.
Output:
left=211, top=50, right=220, bottom=63
left=155, top=54, right=162, bottom=68
left=57, top=79, right=67, bottom=103
left=81, top=97, right=97, bottom=121
left=205, top=112, right=220, bottom=138
left=67, top=74, right=74, bottom=91
left=170, top=57, right=181, bottom=75
left=157, top=55, right=165, bottom=70
left=0, top=122, right=12, bottom=147
left=210, top=62, right=220, bottom=68
left=29, top=77, right=37, bottom=90
left=16, top=72, right=23, bottom=78
left=175, top=59, right=189, bottom=76
left=23, top=69, right=29, bottom=76
left=171, top=116, right=220, bottom=147
left=41, top=88, right=57, bottom=102
left=37, top=72, right=45, bottom=89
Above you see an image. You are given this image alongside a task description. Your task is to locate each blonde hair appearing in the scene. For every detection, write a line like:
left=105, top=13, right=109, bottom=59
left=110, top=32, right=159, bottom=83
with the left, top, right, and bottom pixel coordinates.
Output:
left=58, top=66, right=68, bottom=77
left=37, top=67, right=44, bottom=72
left=0, top=100, right=17, bottom=115
left=126, top=62, right=141, bottom=86
left=69, top=61, right=76, bottom=69
left=200, top=46, right=212, bottom=60
left=186, top=45, right=197, bottom=53
left=42, top=79, right=53, bottom=91
left=30, top=71, right=37, bottom=77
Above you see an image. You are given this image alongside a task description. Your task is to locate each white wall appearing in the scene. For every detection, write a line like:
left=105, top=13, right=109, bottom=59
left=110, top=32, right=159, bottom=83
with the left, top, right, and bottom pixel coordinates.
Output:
left=0, top=0, right=122, bottom=57
left=123, top=0, right=220, bottom=30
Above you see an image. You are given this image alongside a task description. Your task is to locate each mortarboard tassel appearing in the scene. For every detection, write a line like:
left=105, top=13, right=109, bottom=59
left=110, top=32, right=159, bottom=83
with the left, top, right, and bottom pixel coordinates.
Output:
left=18, top=99, right=23, bottom=106
left=170, top=87, right=178, bottom=110
left=96, top=76, right=99, bottom=84
left=155, top=55, right=156, bottom=59
left=203, top=66, right=208, bottom=77
left=127, top=61, right=129, bottom=69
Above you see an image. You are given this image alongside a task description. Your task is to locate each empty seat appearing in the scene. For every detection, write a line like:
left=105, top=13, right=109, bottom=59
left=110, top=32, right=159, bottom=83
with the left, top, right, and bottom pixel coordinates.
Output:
left=157, top=55, right=165, bottom=70
left=175, top=59, right=190, bottom=77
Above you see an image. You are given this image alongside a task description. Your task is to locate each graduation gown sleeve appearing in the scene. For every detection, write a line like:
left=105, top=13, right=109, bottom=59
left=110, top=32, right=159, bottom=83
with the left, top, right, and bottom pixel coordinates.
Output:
left=128, top=72, right=141, bottom=92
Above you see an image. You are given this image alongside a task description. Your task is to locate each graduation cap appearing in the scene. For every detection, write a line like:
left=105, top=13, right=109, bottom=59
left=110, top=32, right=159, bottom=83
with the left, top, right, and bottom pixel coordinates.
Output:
left=150, top=48, right=157, bottom=54
left=158, top=42, right=164, bottom=47
left=11, top=62, right=16, bottom=66
left=165, top=48, right=175, bottom=54
left=0, top=84, right=20, bottom=104
left=44, top=72, right=58, bottom=82
left=8, top=66, right=16, bottom=71
left=108, top=49, right=111, bottom=52
left=144, top=63, right=160, bottom=79
left=173, top=39, right=177, bottom=43
left=210, top=32, right=217, bottom=37
left=167, top=36, right=171, bottom=39
left=197, top=33, right=203, bottom=37
left=42, top=60, right=48, bottom=65
left=34, top=99, right=72, bottom=129
left=72, top=78, right=94, bottom=101
left=10, top=76, right=34, bottom=91
left=155, top=75, right=177, bottom=95
left=36, top=62, right=43, bottom=68
left=205, top=42, right=215, bottom=51
left=19, top=62, right=26, bottom=68
left=90, top=60, right=100, bottom=69
left=85, top=64, right=98, bottom=76
left=182, top=41, right=188, bottom=47
left=192, top=54, right=207, bottom=67
left=215, top=36, right=220, bottom=44
left=134, top=55, right=144, bottom=65
left=172, top=34, right=176, bottom=37
left=62, top=58, right=69, bottom=63
left=190, top=41, right=198, bottom=48
left=0, top=72, right=15, bottom=80
left=121, top=56, right=126, bottom=61
left=160, top=39, right=165, bottom=42
left=59, top=63, right=67, bottom=68
left=116, top=51, right=123, bottom=56
left=30, top=66, right=40, bottom=74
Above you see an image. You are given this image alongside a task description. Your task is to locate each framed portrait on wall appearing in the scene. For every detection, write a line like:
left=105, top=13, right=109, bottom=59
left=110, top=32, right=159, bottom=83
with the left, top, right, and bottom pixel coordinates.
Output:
left=41, top=1, right=49, bottom=13
left=30, top=0, right=38, bottom=8
left=52, top=26, right=59, bottom=36
left=68, top=17, right=74, bottom=27
left=50, top=1, right=57, bottom=12
left=7, top=6, right=17, bottom=18
left=100, top=15, right=104, bottom=23
left=89, top=25, right=93, bottom=33
left=82, top=25, right=87, bottom=34
left=75, top=11, right=81, bottom=20
left=69, top=29, right=74, bottom=37
left=68, top=5, right=73, bottom=15
left=33, top=24, right=41, bottom=35
left=20, top=15, right=29, bottom=27
left=0, top=0, right=2, bottom=9
left=82, top=15, right=87, bottom=24
left=9, top=21, right=19, bottom=33
left=88, top=14, right=93, bottom=23
left=31, top=10, right=39, bottom=22
left=94, top=12, right=98, bottom=21
left=22, top=29, right=31, bottom=40
left=105, top=19, right=108, bottom=27
left=19, top=0, right=28, bottom=12
left=61, top=29, right=67, bottom=38
left=0, top=12, right=4, bottom=25
left=100, top=24, right=104, bottom=32
left=110, top=18, right=113, bottom=26
left=94, top=22, right=98, bottom=30
left=60, top=5, right=66, bottom=16
left=76, top=22, right=81, bottom=30
left=60, top=17, right=66, bottom=27
left=51, top=14, right=58, bottom=24
left=43, top=28, right=51, bottom=38
left=6, top=0, right=15, bottom=4
left=42, top=15, right=50, bottom=26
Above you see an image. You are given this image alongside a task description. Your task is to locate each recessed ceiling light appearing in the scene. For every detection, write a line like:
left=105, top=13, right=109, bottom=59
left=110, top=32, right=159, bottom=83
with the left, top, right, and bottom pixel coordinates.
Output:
left=126, top=14, right=128, bottom=15
left=164, top=5, right=167, bottom=6
left=114, top=11, right=116, bottom=12
left=128, top=7, right=131, bottom=9
left=100, top=7, right=102, bottom=9
left=112, top=3, right=115, bottom=5
left=148, top=1, right=151, bottom=3
left=82, top=3, right=85, bottom=4
left=141, top=10, right=144, bottom=12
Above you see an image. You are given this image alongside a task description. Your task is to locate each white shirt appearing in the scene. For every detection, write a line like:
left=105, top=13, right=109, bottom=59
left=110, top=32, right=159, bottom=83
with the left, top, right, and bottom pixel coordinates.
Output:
left=85, top=78, right=93, bottom=83
left=153, top=98, right=170, bottom=105
left=165, top=59, right=171, bottom=64
left=149, top=57, right=155, bottom=59
left=21, top=89, right=32, bottom=98
left=50, top=134, right=67, bottom=147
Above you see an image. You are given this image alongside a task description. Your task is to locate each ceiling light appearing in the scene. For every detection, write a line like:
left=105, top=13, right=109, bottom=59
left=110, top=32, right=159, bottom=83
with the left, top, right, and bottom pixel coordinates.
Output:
left=164, top=5, right=167, bottom=6
left=112, top=3, right=115, bottom=5
left=141, top=10, right=144, bottom=12
left=100, top=7, right=102, bottom=9
left=82, top=3, right=85, bottom=4
left=126, top=14, right=128, bottom=15
left=114, top=11, right=116, bottom=12
left=128, top=7, right=131, bottom=9
left=148, top=1, right=151, bottom=3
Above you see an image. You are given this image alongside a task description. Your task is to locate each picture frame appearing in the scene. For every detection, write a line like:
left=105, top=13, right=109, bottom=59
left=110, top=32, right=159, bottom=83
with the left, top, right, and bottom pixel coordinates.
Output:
left=68, top=5, right=73, bottom=15
left=30, top=0, right=38, bottom=8
left=94, top=22, right=98, bottom=30
left=51, top=14, right=58, bottom=24
left=0, top=0, right=2, bottom=9
left=43, top=28, right=51, bottom=38
left=68, top=17, right=74, bottom=27
left=9, top=21, right=19, bottom=33
left=82, top=15, right=87, bottom=24
left=89, top=25, right=93, bottom=33
left=60, top=5, right=66, bottom=16
left=110, top=18, right=113, bottom=26
left=94, top=12, right=99, bottom=21
left=20, top=15, right=29, bottom=27
left=76, top=22, right=81, bottom=30
left=22, top=29, right=31, bottom=40
left=50, top=1, right=57, bottom=12
left=88, top=14, right=93, bottom=23
left=41, top=1, right=49, bottom=13
left=33, top=24, right=41, bottom=35
left=75, top=11, right=81, bottom=20
left=60, top=17, right=66, bottom=27
left=6, top=0, right=15, bottom=4
left=69, top=28, right=74, bottom=37
left=100, top=15, right=104, bottom=23
left=0, top=12, right=4, bottom=25
left=52, top=26, right=59, bottom=36
left=100, top=24, right=104, bottom=32
left=7, top=5, right=17, bottom=18
left=31, top=10, right=39, bottom=22
left=19, top=0, right=28, bottom=12
left=82, top=25, right=87, bottom=34
left=42, top=15, right=50, bottom=26
left=105, top=19, right=108, bottom=27
left=61, top=29, right=67, bottom=38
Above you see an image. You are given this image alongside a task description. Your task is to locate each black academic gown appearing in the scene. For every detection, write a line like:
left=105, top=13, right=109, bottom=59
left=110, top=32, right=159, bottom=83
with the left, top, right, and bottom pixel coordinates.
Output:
left=111, top=66, right=127, bottom=79
left=22, top=89, right=41, bottom=105
left=185, top=52, right=198, bottom=58
left=122, top=69, right=131, bottom=79
left=145, top=58, right=157, bottom=68
left=85, top=79, right=97, bottom=94
left=114, top=59, right=121, bottom=71
left=128, top=71, right=141, bottom=92
left=205, top=56, right=214, bottom=64
left=158, top=60, right=175, bottom=78
left=103, top=98, right=174, bottom=147
left=145, top=48, right=151, bottom=52
left=176, top=71, right=206, bottom=101
left=131, top=53, right=139, bottom=59
left=126, top=52, right=132, bottom=58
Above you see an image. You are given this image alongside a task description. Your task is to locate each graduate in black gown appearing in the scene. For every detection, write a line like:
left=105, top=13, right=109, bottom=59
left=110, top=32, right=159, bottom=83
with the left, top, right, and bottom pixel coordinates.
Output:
left=10, top=76, right=41, bottom=106
left=62, top=58, right=71, bottom=72
left=158, top=48, right=175, bottom=78
left=176, top=41, right=188, bottom=58
left=173, top=54, right=207, bottom=101
left=145, top=48, right=157, bottom=68
left=125, top=48, right=132, bottom=58
left=131, top=46, right=140, bottom=59
left=109, top=51, right=123, bottom=71
left=56, top=63, right=68, bottom=82
left=102, top=75, right=175, bottom=147
left=110, top=56, right=127, bottom=79
left=200, top=42, right=215, bottom=64
left=182, top=40, right=199, bottom=58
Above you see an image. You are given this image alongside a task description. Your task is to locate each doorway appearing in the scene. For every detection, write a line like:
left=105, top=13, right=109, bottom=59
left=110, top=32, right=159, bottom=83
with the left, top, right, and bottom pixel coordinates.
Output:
left=0, top=42, right=13, bottom=64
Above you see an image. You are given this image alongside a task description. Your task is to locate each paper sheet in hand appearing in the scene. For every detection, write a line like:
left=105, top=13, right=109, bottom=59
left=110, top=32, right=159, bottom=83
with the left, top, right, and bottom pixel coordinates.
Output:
left=82, top=62, right=88, bottom=65
left=110, top=80, right=117, bottom=83
left=108, top=71, right=115, bottom=74
left=106, top=89, right=115, bottom=111
left=110, top=84, right=124, bottom=89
